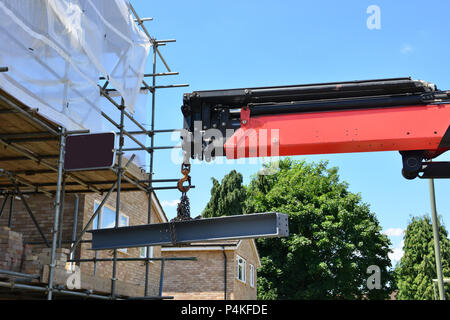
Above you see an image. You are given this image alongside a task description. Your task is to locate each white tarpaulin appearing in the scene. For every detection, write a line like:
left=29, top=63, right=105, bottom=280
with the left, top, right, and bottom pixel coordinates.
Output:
left=0, top=0, right=151, bottom=131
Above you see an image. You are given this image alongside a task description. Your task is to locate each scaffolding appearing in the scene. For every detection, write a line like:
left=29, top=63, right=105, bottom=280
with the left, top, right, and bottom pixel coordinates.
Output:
left=0, top=2, right=193, bottom=300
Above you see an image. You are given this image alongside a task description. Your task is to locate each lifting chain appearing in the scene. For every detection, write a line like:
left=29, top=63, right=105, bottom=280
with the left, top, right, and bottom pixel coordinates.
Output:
left=169, top=162, right=192, bottom=245
left=173, top=162, right=192, bottom=222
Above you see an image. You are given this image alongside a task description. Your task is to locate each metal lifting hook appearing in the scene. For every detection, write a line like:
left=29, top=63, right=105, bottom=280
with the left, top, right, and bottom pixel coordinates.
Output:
left=177, top=163, right=191, bottom=193
left=174, top=162, right=192, bottom=223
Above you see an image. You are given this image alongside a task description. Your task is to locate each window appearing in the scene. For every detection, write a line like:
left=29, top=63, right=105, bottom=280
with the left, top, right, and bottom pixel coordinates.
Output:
left=249, top=264, right=255, bottom=287
left=236, top=255, right=246, bottom=283
left=139, top=246, right=154, bottom=262
left=92, top=201, right=129, bottom=252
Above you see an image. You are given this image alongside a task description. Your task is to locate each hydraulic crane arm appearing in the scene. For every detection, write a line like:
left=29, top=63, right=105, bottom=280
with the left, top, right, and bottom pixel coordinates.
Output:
left=181, top=77, right=450, bottom=179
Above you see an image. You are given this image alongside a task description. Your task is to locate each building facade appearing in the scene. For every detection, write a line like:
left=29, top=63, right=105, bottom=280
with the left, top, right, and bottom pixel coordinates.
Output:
left=0, top=190, right=167, bottom=297
left=162, top=239, right=261, bottom=300
left=1, top=186, right=262, bottom=299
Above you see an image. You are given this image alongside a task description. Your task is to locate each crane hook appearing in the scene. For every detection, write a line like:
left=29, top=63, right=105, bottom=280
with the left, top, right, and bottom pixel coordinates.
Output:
left=177, top=163, right=191, bottom=193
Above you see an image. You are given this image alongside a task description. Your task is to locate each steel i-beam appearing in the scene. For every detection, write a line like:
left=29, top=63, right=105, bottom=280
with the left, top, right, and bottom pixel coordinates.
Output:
left=89, top=212, right=289, bottom=250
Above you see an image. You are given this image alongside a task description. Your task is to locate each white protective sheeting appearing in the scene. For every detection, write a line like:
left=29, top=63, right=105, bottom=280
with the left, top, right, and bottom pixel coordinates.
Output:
left=99, top=92, right=150, bottom=167
left=0, top=0, right=151, bottom=131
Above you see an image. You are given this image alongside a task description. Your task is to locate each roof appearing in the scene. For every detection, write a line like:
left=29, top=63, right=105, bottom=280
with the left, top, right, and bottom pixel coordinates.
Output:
left=162, top=239, right=240, bottom=250
left=0, top=89, right=151, bottom=196
left=162, top=239, right=262, bottom=267
left=181, top=239, right=241, bottom=246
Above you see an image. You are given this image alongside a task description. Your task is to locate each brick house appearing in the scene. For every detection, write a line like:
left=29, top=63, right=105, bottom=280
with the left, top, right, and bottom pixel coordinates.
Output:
left=0, top=189, right=168, bottom=297
left=161, top=239, right=261, bottom=300
left=1, top=186, right=263, bottom=300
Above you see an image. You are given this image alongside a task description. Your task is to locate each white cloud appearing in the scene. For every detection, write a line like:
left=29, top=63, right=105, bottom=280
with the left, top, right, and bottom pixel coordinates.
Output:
left=389, top=247, right=404, bottom=263
left=400, top=44, right=413, bottom=54
left=389, top=240, right=405, bottom=265
left=383, top=228, right=404, bottom=237
left=161, top=199, right=180, bottom=208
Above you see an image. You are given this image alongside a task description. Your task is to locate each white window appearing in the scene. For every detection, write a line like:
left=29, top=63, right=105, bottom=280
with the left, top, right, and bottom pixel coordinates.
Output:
left=236, top=255, right=246, bottom=283
left=139, top=246, right=154, bottom=262
left=249, top=264, right=255, bottom=287
left=92, top=201, right=129, bottom=253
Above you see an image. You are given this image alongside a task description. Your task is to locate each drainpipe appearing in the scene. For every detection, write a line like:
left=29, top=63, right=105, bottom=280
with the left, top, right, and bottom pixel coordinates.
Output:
left=222, top=246, right=227, bottom=300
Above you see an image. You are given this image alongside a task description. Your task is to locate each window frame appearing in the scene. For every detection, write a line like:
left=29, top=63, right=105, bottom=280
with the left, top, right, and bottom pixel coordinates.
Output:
left=92, top=200, right=130, bottom=253
left=236, top=255, right=247, bottom=283
left=139, top=246, right=154, bottom=263
left=249, top=264, right=255, bottom=287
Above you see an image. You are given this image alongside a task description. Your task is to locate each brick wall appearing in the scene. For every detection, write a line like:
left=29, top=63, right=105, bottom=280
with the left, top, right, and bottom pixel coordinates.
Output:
left=162, top=249, right=233, bottom=300
left=233, top=240, right=258, bottom=300
left=161, top=240, right=259, bottom=300
left=0, top=191, right=164, bottom=297
left=0, top=227, right=23, bottom=272
left=0, top=194, right=80, bottom=251
left=80, top=191, right=163, bottom=296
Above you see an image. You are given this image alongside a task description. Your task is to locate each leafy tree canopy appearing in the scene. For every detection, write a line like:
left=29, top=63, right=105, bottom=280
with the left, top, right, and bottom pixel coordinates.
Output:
left=395, top=215, right=450, bottom=300
left=244, top=158, right=393, bottom=299
left=202, top=169, right=247, bottom=218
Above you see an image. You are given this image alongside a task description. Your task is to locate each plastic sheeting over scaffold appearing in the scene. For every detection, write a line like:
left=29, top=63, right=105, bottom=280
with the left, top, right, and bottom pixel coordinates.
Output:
left=0, top=0, right=151, bottom=132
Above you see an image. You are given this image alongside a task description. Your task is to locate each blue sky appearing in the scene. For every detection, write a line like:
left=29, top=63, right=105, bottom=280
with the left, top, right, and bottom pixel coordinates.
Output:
left=131, top=0, right=450, bottom=265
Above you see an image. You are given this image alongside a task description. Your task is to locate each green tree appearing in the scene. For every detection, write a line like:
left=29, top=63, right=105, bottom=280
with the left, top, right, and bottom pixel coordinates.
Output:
left=395, top=215, right=450, bottom=300
left=202, top=170, right=247, bottom=218
left=244, top=158, right=393, bottom=299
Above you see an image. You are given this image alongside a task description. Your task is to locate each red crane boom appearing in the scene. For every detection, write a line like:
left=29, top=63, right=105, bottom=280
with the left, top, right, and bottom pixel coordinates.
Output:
left=181, top=77, right=450, bottom=179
